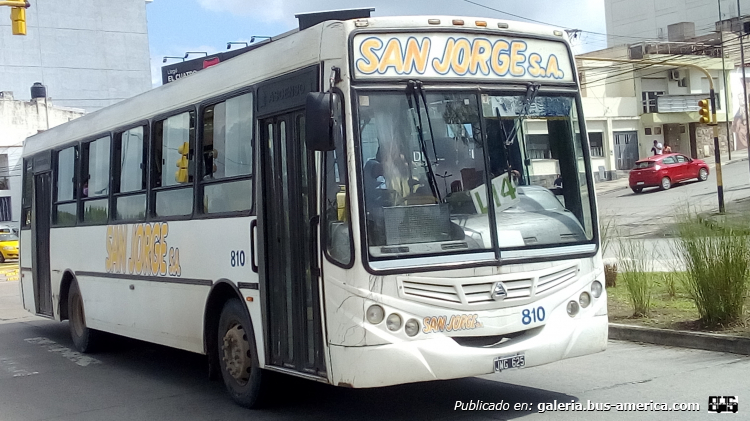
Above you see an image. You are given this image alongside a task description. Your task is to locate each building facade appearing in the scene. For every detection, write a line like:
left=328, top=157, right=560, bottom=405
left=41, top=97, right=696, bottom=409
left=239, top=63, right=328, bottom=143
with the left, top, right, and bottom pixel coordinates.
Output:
left=0, top=0, right=151, bottom=228
left=0, top=92, right=84, bottom=227
left=0, top=0, right=152, bottom=112
left=578, top=45, right=732, bottom=179
left=604, top=0, right=750, bottom=47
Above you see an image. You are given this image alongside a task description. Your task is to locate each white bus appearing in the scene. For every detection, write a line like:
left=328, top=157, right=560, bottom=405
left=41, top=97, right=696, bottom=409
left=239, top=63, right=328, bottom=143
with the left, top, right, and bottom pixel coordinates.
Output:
left=19, top=9, right=607, bottom=408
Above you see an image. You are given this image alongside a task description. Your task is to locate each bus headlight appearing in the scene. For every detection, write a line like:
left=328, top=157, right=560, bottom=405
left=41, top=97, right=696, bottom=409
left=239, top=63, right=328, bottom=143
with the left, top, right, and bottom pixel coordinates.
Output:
left=366, top=305, right=385, bottom=324
left=579, top=292, right=591, bottom=308
left=386, top=313, right=402, bottom=331
left=566, top=301, right=579, bottom=317
left=591, top=281, right=603, bottom=298
left=405, top=319, right=420, bottom=337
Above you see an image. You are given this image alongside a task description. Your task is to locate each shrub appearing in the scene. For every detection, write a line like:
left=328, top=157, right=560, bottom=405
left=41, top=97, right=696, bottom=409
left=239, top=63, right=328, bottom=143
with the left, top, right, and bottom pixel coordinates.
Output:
left=674, top=214, right=750, bottom=327
left=616, top=238, right=653, bottom=317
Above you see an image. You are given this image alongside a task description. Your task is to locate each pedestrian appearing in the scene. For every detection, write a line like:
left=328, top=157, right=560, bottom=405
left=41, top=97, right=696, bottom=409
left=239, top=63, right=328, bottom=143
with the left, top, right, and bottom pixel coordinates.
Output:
left=651, top=140, right=663, bottom=155
left=663, top=144, right=672, bottom=153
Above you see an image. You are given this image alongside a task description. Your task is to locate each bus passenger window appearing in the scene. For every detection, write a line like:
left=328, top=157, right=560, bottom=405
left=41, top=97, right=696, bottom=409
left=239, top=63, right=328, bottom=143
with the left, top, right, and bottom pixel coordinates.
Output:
left=153, top=111, right=195, bottom=217
left=81, top=136, right=110, bottom=223
left=114, top=126, right=147, bottom=220
left=323, top=94, right=352, bottom=265
left=54, top=146, right=78, bottom=226
left=200, top=93, right=253, bottom=214
left=21, top=159, right=32, bottom=229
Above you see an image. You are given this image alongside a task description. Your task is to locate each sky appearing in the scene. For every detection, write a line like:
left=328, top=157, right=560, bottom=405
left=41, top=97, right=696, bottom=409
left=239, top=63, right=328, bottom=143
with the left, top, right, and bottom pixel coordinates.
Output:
left=146, top=0, right=608, bottom=87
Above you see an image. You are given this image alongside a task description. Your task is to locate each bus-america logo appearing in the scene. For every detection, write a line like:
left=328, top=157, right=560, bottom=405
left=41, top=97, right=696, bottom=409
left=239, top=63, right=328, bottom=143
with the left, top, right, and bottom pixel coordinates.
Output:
left=354, top=34, right=572, bottom=81
left=423, top=314, right=482, bottom=334
left=105, top=222, right=182, bottom=277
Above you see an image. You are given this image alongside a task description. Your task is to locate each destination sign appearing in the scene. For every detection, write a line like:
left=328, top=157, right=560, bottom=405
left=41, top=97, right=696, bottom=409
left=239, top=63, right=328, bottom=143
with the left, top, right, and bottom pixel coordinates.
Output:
left=352, top=33, right=574, bottom=83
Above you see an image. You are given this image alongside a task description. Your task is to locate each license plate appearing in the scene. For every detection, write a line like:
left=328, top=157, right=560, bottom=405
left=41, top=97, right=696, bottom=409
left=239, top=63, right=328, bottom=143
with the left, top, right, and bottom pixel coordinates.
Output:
left=636, top=181, right=645, bottom=185
left=494, top=354, right=525, bottom=372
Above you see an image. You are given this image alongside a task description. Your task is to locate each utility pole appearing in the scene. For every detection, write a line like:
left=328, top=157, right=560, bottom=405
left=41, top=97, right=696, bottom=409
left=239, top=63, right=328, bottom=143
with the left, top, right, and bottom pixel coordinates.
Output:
left=580, top=56, right=725, bottom=213
left=739, top=0, right=750, bottom=182
left=719, top=0, right=732, bottom=159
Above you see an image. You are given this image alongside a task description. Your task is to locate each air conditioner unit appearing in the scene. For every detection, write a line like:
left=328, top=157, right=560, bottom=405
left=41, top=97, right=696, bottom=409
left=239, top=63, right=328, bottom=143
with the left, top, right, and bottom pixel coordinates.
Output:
left=669, top=70, right=680, bottom=80
left=677, top=77, right=688, bottom=88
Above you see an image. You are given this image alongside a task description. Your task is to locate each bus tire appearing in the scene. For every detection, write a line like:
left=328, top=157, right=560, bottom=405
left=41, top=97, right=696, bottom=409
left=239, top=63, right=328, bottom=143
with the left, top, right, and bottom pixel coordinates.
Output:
left=68, top=280, right=101, bottom=353
left=218, top=298, right=267, bottom=408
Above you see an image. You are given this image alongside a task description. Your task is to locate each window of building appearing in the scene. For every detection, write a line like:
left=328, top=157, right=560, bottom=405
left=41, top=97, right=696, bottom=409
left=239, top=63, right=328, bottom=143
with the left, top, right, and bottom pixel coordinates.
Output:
left=588, top=132, right=604, bottom=157
left=526, top=134, right=553, bottom=159
left=114, top=126, right=148, bottom=220
left=642, top=91, right=664, bottom=113
left=0, top=197, right=10, bottom=222
left=153, top=111, right=195, bottom=217
left=54, top=146, right=78, bottom=226
left=200, top=93, right=253, bottom=214
left=0, top=154, right=9, bottom=190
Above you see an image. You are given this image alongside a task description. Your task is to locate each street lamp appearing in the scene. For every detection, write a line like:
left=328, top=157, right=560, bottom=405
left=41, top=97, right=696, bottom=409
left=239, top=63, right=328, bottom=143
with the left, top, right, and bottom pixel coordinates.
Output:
left=226, top=42, right=249, bottom=50
left=162, top=56, right=184, bottom=63
left=183, top=51, right=208, bottom=60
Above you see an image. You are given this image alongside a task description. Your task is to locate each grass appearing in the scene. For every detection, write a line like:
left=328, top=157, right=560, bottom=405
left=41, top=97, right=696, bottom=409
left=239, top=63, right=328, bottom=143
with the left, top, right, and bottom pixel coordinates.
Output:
left=616, top=238, right=653, bottom=317
left=675, top=209, right=750, bottom=327
left=607, top=272, right=750, bottom=337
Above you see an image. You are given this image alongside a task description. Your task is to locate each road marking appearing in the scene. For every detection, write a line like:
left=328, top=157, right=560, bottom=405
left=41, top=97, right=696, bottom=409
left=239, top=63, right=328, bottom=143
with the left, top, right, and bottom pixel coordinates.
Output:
left=0, top=357, right=39, bottom=378
left=24, top=337, right=101, bottom=367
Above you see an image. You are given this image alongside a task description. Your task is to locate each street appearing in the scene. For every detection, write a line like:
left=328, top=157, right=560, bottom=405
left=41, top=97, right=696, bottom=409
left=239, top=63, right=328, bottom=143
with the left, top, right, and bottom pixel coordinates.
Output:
left=597, top=158, right=750, bottom=239
left=1, top=281, right=748, bottom=420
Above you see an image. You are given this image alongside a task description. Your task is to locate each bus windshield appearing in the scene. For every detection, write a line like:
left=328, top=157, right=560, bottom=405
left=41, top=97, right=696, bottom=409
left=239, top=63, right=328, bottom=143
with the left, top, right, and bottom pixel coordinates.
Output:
left=358, top=90, right=594, bottom=259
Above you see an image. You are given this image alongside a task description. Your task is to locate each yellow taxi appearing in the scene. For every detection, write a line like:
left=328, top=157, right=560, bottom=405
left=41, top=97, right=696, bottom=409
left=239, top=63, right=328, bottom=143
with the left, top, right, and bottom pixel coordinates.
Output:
left=0, top=233, right=19, bottom=263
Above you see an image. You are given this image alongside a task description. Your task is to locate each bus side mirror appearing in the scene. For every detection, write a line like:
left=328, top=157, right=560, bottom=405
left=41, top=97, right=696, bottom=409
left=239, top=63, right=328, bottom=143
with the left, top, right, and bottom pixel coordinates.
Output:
left=306, top=92, right=335, bottom=151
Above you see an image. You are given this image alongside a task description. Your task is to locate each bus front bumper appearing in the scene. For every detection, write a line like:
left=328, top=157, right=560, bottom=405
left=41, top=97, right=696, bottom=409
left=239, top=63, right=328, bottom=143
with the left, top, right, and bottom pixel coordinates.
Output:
left=328, top=300, right=608, bottom=388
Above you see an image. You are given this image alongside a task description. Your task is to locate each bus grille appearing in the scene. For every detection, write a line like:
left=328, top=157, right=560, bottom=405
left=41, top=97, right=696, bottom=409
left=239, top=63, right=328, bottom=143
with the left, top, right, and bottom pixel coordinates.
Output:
left=399, top=263, right=579, bottom=309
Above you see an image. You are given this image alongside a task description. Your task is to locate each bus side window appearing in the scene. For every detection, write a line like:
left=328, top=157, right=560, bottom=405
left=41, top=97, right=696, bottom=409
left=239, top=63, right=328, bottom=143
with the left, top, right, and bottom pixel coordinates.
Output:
left=53, top=146, right=78, bottom=226
left=152, top=111, right=195, bottom=217
left=113, top=126, right=147, bottom=221
left=323, top=93, right=352, bottom=266
left=21, top=159, right=32, bottom=229
left=80, top=135, right=111, bottom=223
left=200, top=93, right=253, bottom=214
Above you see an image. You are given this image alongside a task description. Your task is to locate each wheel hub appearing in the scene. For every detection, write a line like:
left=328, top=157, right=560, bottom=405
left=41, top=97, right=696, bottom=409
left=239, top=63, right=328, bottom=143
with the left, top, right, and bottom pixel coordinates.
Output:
left=221, top=323, right=251, bottom=385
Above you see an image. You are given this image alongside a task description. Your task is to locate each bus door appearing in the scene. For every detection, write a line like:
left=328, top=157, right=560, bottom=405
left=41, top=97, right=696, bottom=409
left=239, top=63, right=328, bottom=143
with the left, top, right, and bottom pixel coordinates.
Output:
left=32, top=171, right=53, bottom=316
left=259, top=111, right=326, bottom=377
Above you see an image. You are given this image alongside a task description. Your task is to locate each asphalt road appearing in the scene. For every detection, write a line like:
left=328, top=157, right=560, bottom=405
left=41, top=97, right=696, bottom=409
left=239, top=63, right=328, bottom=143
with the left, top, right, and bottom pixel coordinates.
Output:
left=1, top=281, right=748, bottom=420
left=597, top=159, right=750, bottom=239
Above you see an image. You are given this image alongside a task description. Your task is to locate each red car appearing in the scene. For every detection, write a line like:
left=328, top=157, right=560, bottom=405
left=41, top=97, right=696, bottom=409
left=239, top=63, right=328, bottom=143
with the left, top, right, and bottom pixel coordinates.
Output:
left=629, top=153, right=709, bottom=193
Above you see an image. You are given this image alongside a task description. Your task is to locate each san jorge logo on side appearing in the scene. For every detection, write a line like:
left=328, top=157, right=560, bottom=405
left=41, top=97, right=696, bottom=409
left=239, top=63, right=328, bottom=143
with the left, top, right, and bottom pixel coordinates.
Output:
left=105, top=222, right=182, bottom=277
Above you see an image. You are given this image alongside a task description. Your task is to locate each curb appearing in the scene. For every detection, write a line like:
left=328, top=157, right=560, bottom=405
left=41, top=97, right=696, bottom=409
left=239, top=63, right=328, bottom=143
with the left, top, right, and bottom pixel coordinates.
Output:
left=609, top=323, right=750, bottom=356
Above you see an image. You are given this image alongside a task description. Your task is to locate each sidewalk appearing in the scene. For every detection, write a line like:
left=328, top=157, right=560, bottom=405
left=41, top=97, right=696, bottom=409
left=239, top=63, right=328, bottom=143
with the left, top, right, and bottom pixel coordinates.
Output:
left=593, top=149, right=749, bottom=195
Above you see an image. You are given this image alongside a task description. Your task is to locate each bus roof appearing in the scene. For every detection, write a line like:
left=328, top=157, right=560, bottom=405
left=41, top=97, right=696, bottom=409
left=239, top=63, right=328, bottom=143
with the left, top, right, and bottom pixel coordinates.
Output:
left=22, top=15, right=570, bottom=157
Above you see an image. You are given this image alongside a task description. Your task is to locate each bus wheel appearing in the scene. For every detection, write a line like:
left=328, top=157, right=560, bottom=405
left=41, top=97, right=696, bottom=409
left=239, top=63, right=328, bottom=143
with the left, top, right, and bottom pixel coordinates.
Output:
left=218, top=299, right=266, bottom=408
left=68, top=281, right=101, bottom=353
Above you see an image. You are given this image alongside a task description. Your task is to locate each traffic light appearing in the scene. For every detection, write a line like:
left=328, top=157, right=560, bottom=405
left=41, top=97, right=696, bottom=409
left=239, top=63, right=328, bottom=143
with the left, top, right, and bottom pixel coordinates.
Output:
left=10, top=5, right=26, bottom=36
left=175, top=142, right=189, bottom=183
left=698, top=98, right=711, bottom=124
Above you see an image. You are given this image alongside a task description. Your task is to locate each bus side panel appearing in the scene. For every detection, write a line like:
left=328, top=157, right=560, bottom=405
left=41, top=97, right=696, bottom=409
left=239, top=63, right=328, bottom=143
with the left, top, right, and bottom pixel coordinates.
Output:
left=79, top=275, right=210, bottom=353
left=47, top=217, right=257, bottom=355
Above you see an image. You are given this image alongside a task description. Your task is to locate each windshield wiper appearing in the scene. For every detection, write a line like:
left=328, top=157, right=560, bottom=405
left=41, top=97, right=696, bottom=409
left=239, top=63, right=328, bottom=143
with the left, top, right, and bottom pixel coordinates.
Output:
left=501, top=82, right=541, bottom=146
left=405, top=80, right=442, bottom=202
left=496, top=83, right=540, bottom=180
